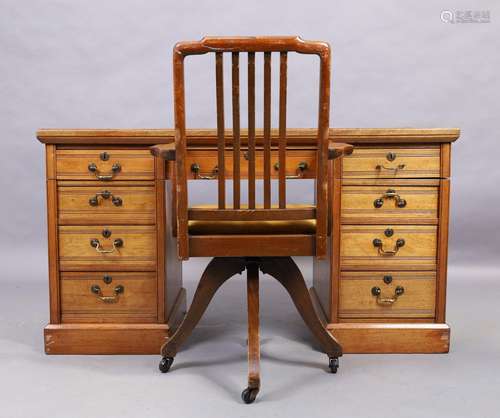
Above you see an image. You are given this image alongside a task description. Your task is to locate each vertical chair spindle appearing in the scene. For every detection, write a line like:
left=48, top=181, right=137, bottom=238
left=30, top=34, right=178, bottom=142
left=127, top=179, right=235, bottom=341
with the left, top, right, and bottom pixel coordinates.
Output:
left=215, top=52, right=225, bottom=209
left=278, top=52, right=288, bottom=209
left=247, top=52, right=256, bottom=209
left=263, top=52, right=272, bottom=209
left=232, top=52, right=241, bottom=209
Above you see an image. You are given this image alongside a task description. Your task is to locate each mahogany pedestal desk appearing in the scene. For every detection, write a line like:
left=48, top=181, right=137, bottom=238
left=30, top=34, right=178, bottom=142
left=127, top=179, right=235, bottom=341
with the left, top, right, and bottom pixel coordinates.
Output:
left=37, top=127, right=459, bottom=354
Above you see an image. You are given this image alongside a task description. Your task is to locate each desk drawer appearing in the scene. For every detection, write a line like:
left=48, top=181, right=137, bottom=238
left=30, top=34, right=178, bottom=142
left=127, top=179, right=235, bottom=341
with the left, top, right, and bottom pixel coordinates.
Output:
left=58, top=184, right=156, bottom=225
left=342, top=146, right=441, bottom=179
left=340, top=225, right=437, bottom=271
left=60, top=272, right=157, bottom=323
left=186, top=149, right=316, bottom=179
left=56, top=149, right=154, bottom=181
left=341, top=185, right=438, bottom=224
left=339, top=271, right=436, bottom=319
left=59, top=225, right=156, bottom=271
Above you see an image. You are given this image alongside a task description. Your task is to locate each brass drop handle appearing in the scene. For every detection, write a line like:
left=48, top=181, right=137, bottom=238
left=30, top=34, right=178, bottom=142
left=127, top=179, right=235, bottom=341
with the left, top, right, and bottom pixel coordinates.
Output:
left=90, top=284, right=124, bottom=303
left=371, top=285, right=404, bottom=305
left=372, top=238, right=405, bottom=256
left=274, top=161, right=308, bottom=179
left=191, top=163, right=218, bottom=180
left=375, top=164, right=406, bottom=172
left=90, top=238, right=123, bottom=253
left=88, top=162, right=121, bottom=180
left=88, top=190, right=123, bottom=207
left=373, top=189, right=407, bottom=208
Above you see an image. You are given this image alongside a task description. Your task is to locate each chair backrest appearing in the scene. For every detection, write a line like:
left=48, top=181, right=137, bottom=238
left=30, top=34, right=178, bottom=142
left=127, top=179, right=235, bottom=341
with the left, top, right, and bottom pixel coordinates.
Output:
left=172, top=36, right=332, bottom=260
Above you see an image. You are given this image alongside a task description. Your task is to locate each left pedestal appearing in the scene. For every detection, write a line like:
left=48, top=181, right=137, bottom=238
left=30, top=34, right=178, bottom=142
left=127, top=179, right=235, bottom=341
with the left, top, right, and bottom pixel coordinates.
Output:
left=38, top=132, right=184, bottom=354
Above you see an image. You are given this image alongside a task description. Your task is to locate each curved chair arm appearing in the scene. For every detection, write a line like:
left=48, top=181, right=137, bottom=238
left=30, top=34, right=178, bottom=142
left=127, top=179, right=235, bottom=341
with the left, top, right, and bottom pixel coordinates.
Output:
left=328, top=142, right=353, bottom=160
left=150, top=142, right=176, bottom=161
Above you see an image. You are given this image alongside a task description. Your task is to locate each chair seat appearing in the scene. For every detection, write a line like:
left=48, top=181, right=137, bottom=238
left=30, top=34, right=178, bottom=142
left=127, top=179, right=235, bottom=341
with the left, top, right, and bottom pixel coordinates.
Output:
left=188, top=219, right=316, bottom=235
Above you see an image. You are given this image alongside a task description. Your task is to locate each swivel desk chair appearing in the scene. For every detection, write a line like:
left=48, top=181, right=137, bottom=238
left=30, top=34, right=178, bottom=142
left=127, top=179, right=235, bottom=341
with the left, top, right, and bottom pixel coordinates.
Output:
left=151, top=36, right=353, bottom=403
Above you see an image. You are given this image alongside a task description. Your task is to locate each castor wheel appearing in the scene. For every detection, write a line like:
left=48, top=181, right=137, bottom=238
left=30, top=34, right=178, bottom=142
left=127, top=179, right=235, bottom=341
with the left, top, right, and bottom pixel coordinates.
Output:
left=329, top=357, right=339, bottom=373
left=241, top=387, right=259, bottom=404
left=159, top=356, right=174, bottom=373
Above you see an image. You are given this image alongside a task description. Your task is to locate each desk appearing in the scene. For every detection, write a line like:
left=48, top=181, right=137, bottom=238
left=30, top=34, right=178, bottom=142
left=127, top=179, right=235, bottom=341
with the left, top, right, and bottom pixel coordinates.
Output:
left=37, top=128, right=459, bottom=354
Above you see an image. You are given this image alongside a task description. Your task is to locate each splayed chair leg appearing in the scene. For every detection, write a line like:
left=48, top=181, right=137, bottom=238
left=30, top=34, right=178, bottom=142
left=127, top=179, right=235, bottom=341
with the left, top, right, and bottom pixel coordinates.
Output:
left=159, top=257, right=245, bottom=373
left=260, top=257, right=342, bottom=373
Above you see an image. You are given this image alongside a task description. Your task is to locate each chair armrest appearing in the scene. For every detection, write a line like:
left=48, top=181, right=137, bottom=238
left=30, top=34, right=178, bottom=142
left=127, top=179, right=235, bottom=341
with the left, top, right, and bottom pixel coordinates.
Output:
left=150, top=143, right=176, bottom=161
left=328, top=142, right=353, bottom=160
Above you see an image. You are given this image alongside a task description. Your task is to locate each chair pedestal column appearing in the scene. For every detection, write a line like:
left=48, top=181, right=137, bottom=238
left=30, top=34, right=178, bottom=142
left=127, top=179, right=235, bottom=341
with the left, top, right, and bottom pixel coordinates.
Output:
left=241, top=261, right=260, bottom=403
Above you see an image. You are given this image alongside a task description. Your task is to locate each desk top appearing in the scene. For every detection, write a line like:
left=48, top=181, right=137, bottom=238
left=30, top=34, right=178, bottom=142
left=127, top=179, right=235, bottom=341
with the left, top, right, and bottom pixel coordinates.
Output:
left=37, top=128, right=460, bottom=146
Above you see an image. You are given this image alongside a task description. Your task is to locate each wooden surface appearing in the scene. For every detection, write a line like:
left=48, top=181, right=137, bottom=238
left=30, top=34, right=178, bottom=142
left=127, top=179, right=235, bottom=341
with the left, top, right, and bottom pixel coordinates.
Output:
left=342, top=146, right=441, bottom=179
left=246, top=262, right=261, bottom=390
left=58, top=225, right=157, bottom=271
left=39, top=127, right=458, bottom=354
left=60, top=272, right=157, bottom=323
left=43, top=141, right=185, bottom=354
left=339, top=271, right=436, bottom=319
left=167, top=36, right=333, bottom=260
left=58, top=184, right=156, bottom=225
left=44, top=324, right=169, bottom=354
left=37, top=128, right=460, bottom=145
left=55, top=149, right=154, bottom=180
left=340, top=225, right=438, bottom=270
left=189, top=235, right=315, bottom=257
left=312, top=131, right=456, bottom=354
left=341, top=184, right=439, bottom=224
left=328, top=323, right=450, bottom=353
left=183, top=149, right=318, bottom=179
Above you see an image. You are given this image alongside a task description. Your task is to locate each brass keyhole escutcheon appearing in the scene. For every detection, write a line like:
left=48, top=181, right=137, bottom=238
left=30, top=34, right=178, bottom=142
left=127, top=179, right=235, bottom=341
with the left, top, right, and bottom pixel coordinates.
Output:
left=102, top=229, right=112, bottom=238
left=103, top=274, right=112, bottom=284
left=100, top=152, right=110, bottom=161
left=384, top=228, right=394, bottom=237
left=386, top=152, right=397, bottom=161
left=383, top=275, right=393, bottom=284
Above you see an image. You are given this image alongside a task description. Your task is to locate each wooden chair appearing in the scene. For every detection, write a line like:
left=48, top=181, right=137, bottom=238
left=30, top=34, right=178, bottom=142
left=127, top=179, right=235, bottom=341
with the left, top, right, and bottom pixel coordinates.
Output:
left=151, top=36, right=353, bottom=403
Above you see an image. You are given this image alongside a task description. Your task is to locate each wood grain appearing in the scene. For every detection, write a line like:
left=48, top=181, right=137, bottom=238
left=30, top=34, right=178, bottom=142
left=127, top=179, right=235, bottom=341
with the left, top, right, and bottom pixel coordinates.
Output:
left=59, top=225, right=156, bottom=271
left=339, top=271, right=436, bottom=319
left=263, top=52, right=272, bottom=208
left=44, top=323, right=169, bottom=354
left=341, top=185, right=438, bottom=224
left=60, top=272, right=157, bottom=321
left=189, top=235, right=315, bottom=257
left=340, top=225, right=438, bottom=271
left=185, top=149, right=317, bottom=179
left=55, top=149, right=154, bottom=180
left=58, top=185, right=156, bottom=225
left=328, top=323, right=450, bottom=353
left=37, top=127, right=460, bottom=145
left=342, top=146, right=441, bottom=179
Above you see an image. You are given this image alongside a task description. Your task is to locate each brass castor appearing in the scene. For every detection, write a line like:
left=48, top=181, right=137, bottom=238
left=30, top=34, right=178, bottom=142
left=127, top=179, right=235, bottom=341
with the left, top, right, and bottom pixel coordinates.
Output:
left=329, top=357, right=339, bottom=373
left=241, top=387, right=259, bottom=404
left=159, top=356, right=174, bottom=373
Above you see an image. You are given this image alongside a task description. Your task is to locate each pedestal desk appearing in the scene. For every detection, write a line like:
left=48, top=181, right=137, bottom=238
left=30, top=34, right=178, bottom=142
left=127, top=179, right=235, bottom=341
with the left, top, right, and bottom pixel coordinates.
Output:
left=37, top=128, right=459, bottom=354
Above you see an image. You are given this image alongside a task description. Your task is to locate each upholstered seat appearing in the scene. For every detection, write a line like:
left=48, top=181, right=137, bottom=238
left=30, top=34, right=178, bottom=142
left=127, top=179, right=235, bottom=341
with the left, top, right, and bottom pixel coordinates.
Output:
left=188, top=219, right=316, bottom=235
left=188, top=204, right=316, bottom=235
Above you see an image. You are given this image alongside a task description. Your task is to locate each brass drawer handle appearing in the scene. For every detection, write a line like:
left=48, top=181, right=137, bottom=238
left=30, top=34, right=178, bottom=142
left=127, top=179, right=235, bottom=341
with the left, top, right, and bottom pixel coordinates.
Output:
left=274, top=161, right=308, bottom=179
left=90, top=238, right=123, bottom=253
left=90, top=284, right=124, bottom=303
left=88, top=162, right=121, bottom=180
left=372, top=238, right=405, bottom=256
left=374, top=189, right=407, bottom=208
left=88, top=190, right=123, bottom=207
left=371, top=285, right=404, bottom=305
left=191, top=163, right=218, bottom=180
left=375, top=164, right=406, bottom=173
